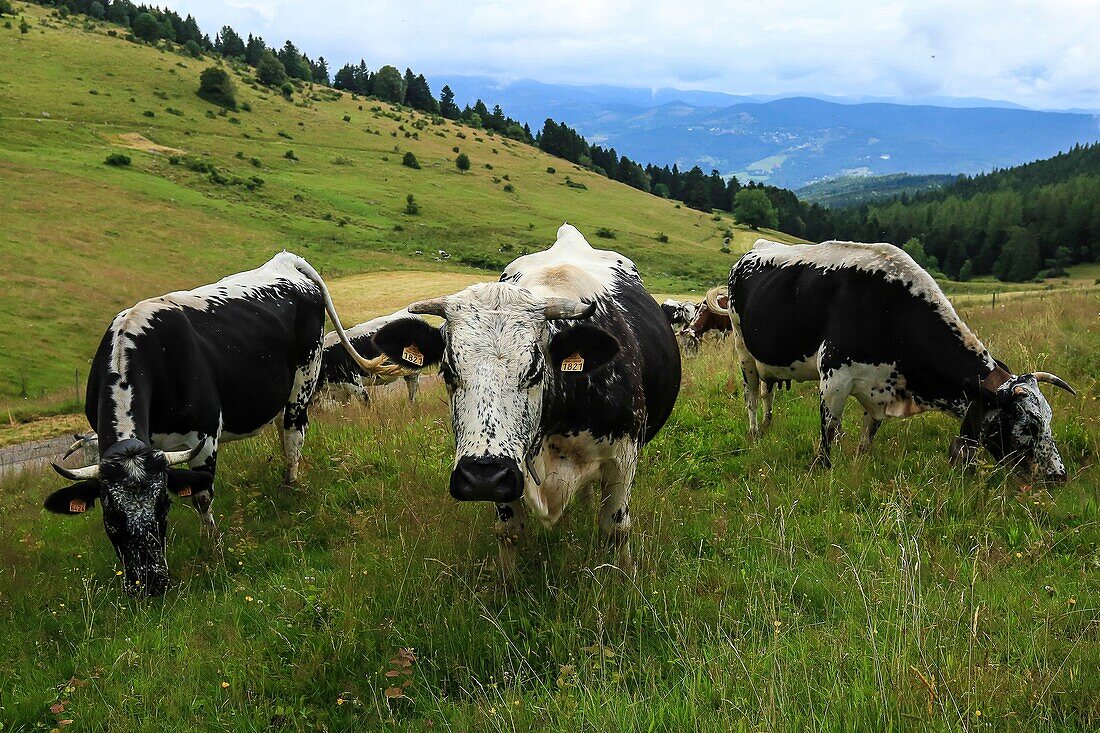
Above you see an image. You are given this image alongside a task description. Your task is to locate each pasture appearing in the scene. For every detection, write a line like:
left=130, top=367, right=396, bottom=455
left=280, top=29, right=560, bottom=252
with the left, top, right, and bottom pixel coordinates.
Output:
left=0, top=290, right=1096, bottom=731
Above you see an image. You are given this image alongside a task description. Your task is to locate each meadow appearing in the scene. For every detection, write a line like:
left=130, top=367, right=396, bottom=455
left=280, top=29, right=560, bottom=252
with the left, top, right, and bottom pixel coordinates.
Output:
left=0, top=290, right=1096, bottom=731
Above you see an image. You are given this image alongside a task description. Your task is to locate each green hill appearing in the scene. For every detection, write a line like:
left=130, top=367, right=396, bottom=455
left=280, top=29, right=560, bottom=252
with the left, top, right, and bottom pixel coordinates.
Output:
left=795, top=173, right=957, bottom=208
left=0, top=2, right=801, bottom=406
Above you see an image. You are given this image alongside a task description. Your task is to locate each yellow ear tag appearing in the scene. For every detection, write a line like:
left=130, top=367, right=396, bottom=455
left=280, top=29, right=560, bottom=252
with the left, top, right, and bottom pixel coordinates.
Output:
left=561, top=352, right=585, bottom=373
left=402, top=344, right=424, bottom=366
left=69, top=499, right=87, bottom=513
left=177, top=486, right=192, bottom=497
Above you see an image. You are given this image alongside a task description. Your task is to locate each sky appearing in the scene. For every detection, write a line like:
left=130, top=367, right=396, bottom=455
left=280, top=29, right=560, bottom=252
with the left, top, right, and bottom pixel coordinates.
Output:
left=170, top=0, right=1100, bottom=111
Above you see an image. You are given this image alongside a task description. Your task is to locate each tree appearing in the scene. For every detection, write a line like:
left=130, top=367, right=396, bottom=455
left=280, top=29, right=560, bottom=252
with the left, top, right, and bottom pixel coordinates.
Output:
left=278, top=41, right=311, bottom=81
left=733, top=189, right=779, bottom=229
left=994, top=226, right=1041, bottom=282
left=216, top=26, right=245, bottom=58
left=455, top=153, right=470, bottom=171
left=183, top=39, right=203, bottom=58
left=256, top=50, right=287, bottom=86
left=439, top=85, right=460, bottom=119
left=157, top=16, right=175, bottom=42
left=131, top=12, right=159, bottom=42
left=244, top=34, right=266, bottom=66
left=902, top=237, right=939, bottom=272
left=197, top=66, right=237, bottom=109
left=405, top=73, right=437, bottom=112
left=958, top=260, right=974, bottom=281
left=402, top=151, right=420, bottom=169
left=107, top=0, right=131, bottom=25
left=309, top=57, right=330, bottom=86
left=88, top=2, right=105, bottom=19
left=372, top=65, right=405, bottom=103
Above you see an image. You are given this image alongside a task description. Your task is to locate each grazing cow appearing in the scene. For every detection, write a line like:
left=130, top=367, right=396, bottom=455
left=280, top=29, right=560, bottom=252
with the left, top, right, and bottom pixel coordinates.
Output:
left=677, top=285, right=731, bottom=354
left=371, top=224, right=681, bottom=576
left=727, top=239, right=1075, bottom=476
left=315, top=309, right=422, bottom=405
left=43, top=252, right=398, bottom=595
left=660, top=298, right=697, bottom=328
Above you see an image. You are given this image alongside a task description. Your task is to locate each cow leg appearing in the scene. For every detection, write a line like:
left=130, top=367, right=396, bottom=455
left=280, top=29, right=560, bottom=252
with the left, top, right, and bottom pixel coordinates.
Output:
left=494, top=500, right=526, bottom=582
left=283, top=346, right=323, bottom=484
left=190, top=438, right=221, bottom=542
left=404, top=374, right=419, bottom=402
left=599, top=442, right=638, bottom=577
left=760, top=381, right=776, bottom=432
left=858, top=410, right=883, bottom=454
left=814, top=367, right=850, bottom=469
left=741, top=366, right=762, bottom=440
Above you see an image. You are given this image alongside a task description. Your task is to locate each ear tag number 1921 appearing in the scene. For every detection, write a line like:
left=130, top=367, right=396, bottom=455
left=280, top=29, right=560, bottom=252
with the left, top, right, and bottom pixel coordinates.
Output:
left=561, top=353, right=585, bottom=372
left=402, top=344, right=424, bottom=366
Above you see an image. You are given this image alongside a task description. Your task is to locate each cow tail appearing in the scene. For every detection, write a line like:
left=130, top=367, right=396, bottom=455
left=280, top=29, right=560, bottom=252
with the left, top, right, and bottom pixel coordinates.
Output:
left=290, top=256, right=408, bottom=378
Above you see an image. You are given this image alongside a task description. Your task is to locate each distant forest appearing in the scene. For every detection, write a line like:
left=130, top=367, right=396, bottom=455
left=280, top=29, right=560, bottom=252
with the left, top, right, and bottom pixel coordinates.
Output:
left=23, top=0, right=1100, bottom=282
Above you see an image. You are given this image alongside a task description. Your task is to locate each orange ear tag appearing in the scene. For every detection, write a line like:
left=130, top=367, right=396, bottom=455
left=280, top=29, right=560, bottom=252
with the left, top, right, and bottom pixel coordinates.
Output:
left=69, top=499, right=87, bottom=513
left=560, top=353, right=585, bottom=373
left=402, top=344, right=424, bottom=366
left=177, top=486, right=192, bottom=497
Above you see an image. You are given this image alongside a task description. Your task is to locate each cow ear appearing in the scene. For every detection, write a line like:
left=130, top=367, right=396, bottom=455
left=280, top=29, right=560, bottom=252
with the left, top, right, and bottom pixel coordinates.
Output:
left=166, top=469, right=214, bottom=498
left=44, top=480, right=100, bottom=515
left=548, top=323, right=620, bottom=375
left=372, top=318, right=445, bottom=369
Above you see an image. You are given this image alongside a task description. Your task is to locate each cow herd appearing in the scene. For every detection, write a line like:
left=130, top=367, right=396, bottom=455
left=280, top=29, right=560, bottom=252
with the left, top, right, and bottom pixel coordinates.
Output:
left=39, top=224, right=1075, bottom=596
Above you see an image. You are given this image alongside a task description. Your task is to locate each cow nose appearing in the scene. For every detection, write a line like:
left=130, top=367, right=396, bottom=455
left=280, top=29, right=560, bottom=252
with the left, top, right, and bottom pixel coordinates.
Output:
left=450, top=456, right=523, bottom=502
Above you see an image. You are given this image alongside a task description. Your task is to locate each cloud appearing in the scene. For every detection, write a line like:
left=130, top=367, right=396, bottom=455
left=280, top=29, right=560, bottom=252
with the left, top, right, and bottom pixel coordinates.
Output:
left=169, top=0, right=1100, bottom=109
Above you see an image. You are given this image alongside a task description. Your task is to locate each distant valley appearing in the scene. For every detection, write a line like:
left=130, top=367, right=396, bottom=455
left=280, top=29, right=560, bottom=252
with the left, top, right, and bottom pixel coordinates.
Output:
left=438, top=77, right=1100, bottom=188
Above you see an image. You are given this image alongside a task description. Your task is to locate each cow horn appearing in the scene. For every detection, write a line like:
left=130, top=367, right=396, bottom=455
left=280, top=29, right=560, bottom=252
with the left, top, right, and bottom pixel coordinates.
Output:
left=52, top=462, right=99, bottom=481
left=63, top=434, right=93, bottom=459
left=408, top=297, right=448, bottom=318
left=705, top=286, right=729, bottom=315
left=1031, top=372, right=1077, bottom=395
left=163, top=442, right=207, bottom=466
left=545, top=298, right=595, bottom=320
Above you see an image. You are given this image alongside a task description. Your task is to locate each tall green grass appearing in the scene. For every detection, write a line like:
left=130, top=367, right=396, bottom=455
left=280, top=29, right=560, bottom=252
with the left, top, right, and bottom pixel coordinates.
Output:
left=0, top=292, right=1095, bottom=731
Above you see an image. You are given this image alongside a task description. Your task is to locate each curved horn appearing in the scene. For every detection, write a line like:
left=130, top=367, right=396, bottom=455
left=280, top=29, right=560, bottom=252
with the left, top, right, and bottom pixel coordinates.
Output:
left=408, top=297, right=448, bottom=318
left=545, top=298, right=595, bottom=320
left=63, top=434, right=92, bottom=460
left=163, top=442, right=207, bottom=466
left=52, top=462, right=99, bottom=481
left=705, top=285, right=729, bottom=315
left=1031, top=372, right=1077, bottom=396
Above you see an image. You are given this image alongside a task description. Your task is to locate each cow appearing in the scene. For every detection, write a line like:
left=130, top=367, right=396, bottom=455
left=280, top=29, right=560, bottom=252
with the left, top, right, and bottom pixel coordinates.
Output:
left=660, top=298, right=697, bottom=328
left=314, top=309, right=423, bottom=406
left=677, top=285, right=731, bottom=354
left=726, top=239, right=1075, bottom=477
left=43, top=252, right=401, bottom=595
left=371, top=224, right=681, bottom=578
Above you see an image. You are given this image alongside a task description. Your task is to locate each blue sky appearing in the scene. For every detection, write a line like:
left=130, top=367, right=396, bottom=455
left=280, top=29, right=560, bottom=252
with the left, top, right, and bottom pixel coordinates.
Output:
left=171, top=0, right=1100, bottom=110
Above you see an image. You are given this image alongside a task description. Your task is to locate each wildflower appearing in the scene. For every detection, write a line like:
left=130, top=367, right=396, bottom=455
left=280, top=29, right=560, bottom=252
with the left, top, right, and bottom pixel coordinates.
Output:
left=245, top=596, right=254, bottom=602
left=1015, top=552, right=1022, bottom=559
left=975, top=710, right=982, bottom=717
left=337, top=697, right=345, bottom=706
left=221, top=681, right=230, bottom=689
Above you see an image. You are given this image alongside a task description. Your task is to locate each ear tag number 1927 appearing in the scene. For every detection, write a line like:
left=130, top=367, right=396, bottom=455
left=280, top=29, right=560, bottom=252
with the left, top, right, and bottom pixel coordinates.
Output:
left=402, top=344, right=424, bottom=366
left=561, top=353, right=585, bottom=372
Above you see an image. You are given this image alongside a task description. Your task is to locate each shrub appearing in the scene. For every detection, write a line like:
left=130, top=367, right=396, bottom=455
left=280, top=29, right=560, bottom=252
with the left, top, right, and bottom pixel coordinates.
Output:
left=546, top=166, right=556, bottom=174
left=452, top=146, right=460, bottom=153
left=280, top=82, right=294, bottom=99
left=256, top=50, right=287, bottom=86
left=656, top=232, right=669, bottom=243
left=284, top=149, right=297, bottom=160
left=0, top=0, right=14, bottom=16
left=164, top=107, right=183, bottom=116
left=332, top=155, right=354, bottom=166
left=595, top=227, right=615, bottom=239
left=104, top=153, right=131, bottom=166
left=239, top=101, right=251, bottom=112
left=503, top=183, right=514, bottom=193
left=484, top=163, right=493, bottom=170
left=455, top=153, right=470, bottom=171
left=20, top=17, right=30, bottom=34
left=250, top=157, right=262, bottom=167
left=342, top=114, right=351, bottom=122
left=197, top=66, right=236, bottom=109
left=402, top=152, right=420, bottom=169
left=142, top=110, right=155, bottom=118
left=456, top=131, right=466, bottom=139
left=404, top=194, right=419, bottom=215
left=183, top=39, right=202, bottom=58
left=131, top=12, right=158, bottom=42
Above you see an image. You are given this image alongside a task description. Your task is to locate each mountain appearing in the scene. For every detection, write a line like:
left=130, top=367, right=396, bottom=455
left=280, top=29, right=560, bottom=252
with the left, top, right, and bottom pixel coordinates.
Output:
left=437, top=77, right=1100, bottom=188
left=795, top=173, right=958, bottom=208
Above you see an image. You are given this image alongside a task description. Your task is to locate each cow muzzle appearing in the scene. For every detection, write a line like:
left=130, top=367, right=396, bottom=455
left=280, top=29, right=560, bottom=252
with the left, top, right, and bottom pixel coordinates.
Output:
left=449, top=456, right=523, bottom=502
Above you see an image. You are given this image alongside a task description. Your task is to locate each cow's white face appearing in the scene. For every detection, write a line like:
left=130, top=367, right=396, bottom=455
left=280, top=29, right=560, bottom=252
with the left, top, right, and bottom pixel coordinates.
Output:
left=441, top=285, right=551, bottom=501
left=371, top=282, right=619, bottom=503
left=983, top=377, right=1067, bottom=481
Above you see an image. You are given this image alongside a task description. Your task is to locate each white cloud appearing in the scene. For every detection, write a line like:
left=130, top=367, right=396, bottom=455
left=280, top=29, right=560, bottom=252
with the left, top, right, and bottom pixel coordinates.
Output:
left=169, top=0, right=1100, bottom=109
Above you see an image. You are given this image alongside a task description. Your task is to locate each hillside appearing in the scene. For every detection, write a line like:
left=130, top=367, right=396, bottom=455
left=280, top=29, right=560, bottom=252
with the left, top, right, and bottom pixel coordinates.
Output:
left=0, top=2, right=801, bottom=406
left=440, top=78, right=1100, bottom=188
left=795, top=173, right=958, bottom=208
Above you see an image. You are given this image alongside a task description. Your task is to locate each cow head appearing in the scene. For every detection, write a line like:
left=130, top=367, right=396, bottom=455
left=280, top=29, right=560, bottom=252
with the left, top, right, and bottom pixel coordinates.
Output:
left=373, top=283, right=619, bottom=503
left=954, top=371, right=1075, bottom=481
left=44, top=439, right=210, bottom=596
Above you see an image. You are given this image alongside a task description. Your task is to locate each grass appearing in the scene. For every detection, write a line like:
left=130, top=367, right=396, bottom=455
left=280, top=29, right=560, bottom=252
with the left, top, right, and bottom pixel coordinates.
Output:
left=0, top=290, right=1096, bottom=731
left=0, top=2, right=802, bottom=408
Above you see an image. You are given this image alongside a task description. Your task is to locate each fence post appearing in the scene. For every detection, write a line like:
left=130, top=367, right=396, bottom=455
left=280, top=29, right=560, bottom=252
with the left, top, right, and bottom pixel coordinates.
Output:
left=991, top=291, right=997, bottom=309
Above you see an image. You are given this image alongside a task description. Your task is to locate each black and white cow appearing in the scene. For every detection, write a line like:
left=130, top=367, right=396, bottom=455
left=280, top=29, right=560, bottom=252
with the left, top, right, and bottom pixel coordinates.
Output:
left=660, top=298, right=697, bottom=329
left=371, top=224, right=681, bottom=576
left=43, top=252, right=397, bottom=595
left=727, top=239, right=1075, bottom=476
left=315, top=308, right=422, bottom=406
